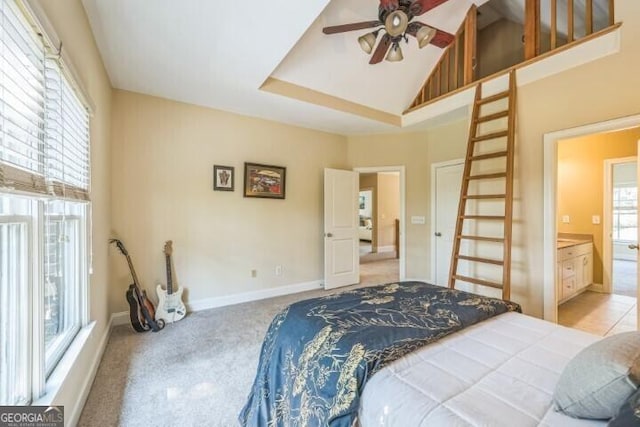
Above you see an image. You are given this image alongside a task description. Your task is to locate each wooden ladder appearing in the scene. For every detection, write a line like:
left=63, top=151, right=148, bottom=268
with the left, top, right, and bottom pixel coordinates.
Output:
left=448, top=70, right=516, bottom=300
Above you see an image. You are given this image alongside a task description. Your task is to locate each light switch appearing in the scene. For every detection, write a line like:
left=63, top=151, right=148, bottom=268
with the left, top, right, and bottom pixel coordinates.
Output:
left=411, top=216, right=426, bottom=225
left=562, top=215, right=570, bottom=224
left=592, top=215, right=601, bottom=225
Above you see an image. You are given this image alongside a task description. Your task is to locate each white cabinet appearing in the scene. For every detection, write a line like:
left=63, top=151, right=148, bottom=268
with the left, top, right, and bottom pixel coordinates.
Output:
left=557, top=242, right=593, bottom=303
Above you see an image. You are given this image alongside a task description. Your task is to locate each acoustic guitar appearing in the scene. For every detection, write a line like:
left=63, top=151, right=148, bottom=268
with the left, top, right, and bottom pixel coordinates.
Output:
left=155, top=240, right=186, bottom=324
left=110, top=239, right=164, bottom=332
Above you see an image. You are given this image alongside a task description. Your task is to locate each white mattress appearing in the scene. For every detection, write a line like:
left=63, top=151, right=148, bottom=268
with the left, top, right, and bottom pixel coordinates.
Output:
left=358, top=312, right=608, bottom=426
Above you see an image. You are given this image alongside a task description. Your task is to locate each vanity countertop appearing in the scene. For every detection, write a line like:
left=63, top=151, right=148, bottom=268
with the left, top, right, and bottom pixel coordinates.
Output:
left=557, top=239, right=591, bottom=249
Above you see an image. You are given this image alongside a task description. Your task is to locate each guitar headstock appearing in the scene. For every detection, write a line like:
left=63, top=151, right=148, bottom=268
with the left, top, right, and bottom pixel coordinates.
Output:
left=109, top=238, right=128, bottom=256
left=164, top=240, right=173, bottom=256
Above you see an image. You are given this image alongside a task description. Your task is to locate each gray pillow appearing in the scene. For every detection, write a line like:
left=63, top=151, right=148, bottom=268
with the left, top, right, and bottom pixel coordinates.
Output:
left=553, top=331, right=640, bottom=419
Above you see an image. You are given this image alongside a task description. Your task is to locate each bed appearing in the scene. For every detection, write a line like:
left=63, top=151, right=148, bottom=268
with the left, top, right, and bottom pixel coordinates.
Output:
left=239, top=281, right=637, bottom=427
left=358, top=311, right=606, bottom=426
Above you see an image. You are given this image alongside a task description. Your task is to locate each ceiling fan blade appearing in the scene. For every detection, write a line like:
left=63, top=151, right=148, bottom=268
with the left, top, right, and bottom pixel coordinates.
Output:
left=412, top=0, right=451, bottom=16
left=369, top=33, right=392, bottom=64
left=406, top=22, right=454, bottom=48
left=322, top=21, right=381, bottom=35
left=430, top=28, right=455, bottom=48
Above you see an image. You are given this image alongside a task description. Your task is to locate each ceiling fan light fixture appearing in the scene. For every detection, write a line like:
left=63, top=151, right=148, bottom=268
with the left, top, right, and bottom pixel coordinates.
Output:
left=358, top=30, right=379, bottom=54
left=385, top=43, right=403, bottom=62
left=384, top=10, right=408, bottom=37
left=416, top=25, right=437, bottom=49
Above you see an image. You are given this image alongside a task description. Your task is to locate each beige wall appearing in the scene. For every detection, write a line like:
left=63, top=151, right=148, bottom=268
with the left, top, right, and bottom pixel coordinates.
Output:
left=510, top=1, right=640, bottom=315
left=377, top=173, right=400, bottom=248
left=110, top=90, right=348, bottom=313
left=557, top=127, right=640, bottom=284
left=478, top=19, right=524, bottom=78
left=478, top=18, right=553, bottom=79
left=35, top=0, right=112, bottom=422
left=348, top=120, right=469, bottom=281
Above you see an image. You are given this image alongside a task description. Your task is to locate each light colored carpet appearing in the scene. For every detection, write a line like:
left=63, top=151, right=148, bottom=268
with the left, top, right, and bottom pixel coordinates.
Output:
left=78, top=258, right=399, bottom=427
left=613, top=259, right=637, bottom=298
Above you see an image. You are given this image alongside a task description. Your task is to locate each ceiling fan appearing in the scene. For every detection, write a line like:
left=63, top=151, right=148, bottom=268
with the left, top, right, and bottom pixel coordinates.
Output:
left=322, top=0, right=455, bottom=64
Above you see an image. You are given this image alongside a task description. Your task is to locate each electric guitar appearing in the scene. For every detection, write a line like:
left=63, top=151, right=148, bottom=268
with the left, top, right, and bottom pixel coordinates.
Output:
left=110, top=239, right=164, bottom=332
left=155, top=240, right=186, bottom=324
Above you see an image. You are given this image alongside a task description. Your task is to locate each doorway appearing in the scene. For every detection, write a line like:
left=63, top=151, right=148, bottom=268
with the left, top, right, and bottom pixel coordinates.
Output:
left=607, top=160, right=638, bottom=298
left=544, top=116, right=640, bottom=336
left=354, top=167, right=406, bottom=286
left=431, top=159, right=464, bottom=287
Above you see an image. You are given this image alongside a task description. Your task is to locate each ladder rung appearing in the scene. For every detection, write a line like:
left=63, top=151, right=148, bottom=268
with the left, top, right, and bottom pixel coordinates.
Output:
left=477, top=90, right=510, bottom=105
left=472, top=130, right=509, bottom=143
left=453, top=275, right=504, bottom=289
left=463, top=194, right=506, bottom=200
left=459, top=235, right=505, bottom=243
left=476, top=110, right=509, bottom=123
left=460, top=215, right=505, bottom=220
left=457, top=255, right=504, bottom=266
left=467, top=172, right=507, bottom=180
left=470, top=151, right=508, bottom=161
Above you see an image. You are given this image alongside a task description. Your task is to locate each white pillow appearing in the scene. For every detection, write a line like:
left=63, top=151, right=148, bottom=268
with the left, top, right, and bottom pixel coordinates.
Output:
left=553, top=332, right=640, bottom=419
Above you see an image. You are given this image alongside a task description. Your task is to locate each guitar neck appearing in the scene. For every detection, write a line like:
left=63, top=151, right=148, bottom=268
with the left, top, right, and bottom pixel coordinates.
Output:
left=165, top=254, right=173, bottom=295
left=125, top=255, right=143, bottom=292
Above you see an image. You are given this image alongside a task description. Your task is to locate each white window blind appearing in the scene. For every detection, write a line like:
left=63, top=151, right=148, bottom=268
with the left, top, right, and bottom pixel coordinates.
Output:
left=0, top=0, right=90, bottom=201
left=0, top=0, right=46, bottom=194
left=44, top=58, right=90, bottom=200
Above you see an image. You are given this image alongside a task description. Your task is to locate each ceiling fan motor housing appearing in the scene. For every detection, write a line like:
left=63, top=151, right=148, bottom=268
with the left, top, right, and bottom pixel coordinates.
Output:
left=379, top=0, right=418, bottom=42
left=378, top=0, right=417, bottom=23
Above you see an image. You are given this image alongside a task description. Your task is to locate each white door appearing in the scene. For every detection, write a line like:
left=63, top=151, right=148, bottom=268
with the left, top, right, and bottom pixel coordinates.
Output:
left=324, top=168, right=359, bottom=289
left=433, top=161, right=464, bottom=287
left=637, top=141, right=640, bottom=329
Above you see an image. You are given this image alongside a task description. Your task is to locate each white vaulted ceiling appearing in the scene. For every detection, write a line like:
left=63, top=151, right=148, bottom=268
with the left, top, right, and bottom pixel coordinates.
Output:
left=81, top=0, right=490, bottom=134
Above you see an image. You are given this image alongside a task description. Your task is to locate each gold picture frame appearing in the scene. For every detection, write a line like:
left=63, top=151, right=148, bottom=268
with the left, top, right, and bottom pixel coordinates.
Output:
left=243, top=163, right=286, bottom=199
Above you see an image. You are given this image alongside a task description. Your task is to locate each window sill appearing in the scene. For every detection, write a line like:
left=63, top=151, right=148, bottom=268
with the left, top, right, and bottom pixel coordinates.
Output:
left=33, top=321, right=96, bottom=406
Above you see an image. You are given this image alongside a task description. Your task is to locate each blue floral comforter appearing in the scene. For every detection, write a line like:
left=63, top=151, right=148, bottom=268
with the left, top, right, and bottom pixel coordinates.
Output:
left=239, top=281, right=521, bottom=427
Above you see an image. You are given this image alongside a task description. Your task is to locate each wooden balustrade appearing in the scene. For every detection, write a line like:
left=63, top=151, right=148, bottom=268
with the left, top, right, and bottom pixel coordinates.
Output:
left=408, top=5, right=476, bottom=110
left=407, top=0, right=616, bottom=112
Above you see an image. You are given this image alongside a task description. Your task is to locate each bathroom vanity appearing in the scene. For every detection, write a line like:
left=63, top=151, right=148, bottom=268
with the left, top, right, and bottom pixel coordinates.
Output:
left=557, top=235, right=594, bottom=304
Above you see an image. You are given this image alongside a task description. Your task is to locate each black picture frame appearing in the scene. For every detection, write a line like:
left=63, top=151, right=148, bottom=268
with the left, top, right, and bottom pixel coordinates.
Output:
left=243, top=162, right=286, bottom=199
left=213, top=165, right=234, bottom=191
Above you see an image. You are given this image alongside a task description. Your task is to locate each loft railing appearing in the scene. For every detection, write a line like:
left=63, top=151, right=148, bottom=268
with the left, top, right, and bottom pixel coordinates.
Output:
left=407, top=0, right=616, bottom=112
left=408, top=5, right=476, bottom=109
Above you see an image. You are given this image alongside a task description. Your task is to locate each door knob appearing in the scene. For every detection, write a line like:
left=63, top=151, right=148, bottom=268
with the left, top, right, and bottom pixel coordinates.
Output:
left=629, top=244, right=639, bottom=250
left=435, top=232, right=442, bottom=237
left=325, top=233, right=333, bottom=238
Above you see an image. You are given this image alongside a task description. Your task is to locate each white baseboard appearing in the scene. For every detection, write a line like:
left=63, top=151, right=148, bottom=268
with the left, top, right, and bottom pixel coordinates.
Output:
left=111, top=310, right=130, bottom=327
left=187, top=280, right=323, bottom=312
left=110, top=280, right=324, bottom=325
left=377, top=245, right=396, bottom=253
left=588, top=283, right=605, bottom=293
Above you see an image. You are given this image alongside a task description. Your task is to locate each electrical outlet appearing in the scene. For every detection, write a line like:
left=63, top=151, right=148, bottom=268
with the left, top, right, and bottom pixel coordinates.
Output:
left=562, top=215, right=570, bottom=224
left=411, top=216, right=426, bottom=225
left=275, top=265, right=282, bottom=276
left=592, top=215, right=601, bottom=225
left=251, top=269, right=257, bottom=278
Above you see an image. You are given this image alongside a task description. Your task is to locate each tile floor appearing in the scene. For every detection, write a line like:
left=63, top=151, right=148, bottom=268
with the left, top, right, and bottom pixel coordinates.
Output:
left=558, top=290, right=637, bottom=336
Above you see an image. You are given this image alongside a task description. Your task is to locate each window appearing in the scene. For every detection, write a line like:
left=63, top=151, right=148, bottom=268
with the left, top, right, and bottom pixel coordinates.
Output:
left=0, top=1, right=90, bottom=404
left=612, top=186, right=638, bottom=242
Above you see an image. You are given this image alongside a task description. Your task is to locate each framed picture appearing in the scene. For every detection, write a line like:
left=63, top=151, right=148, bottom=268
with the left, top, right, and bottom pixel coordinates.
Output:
left=213, top=165, right=234, bottom=191
left=243, top=162, right=286, bottom=199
